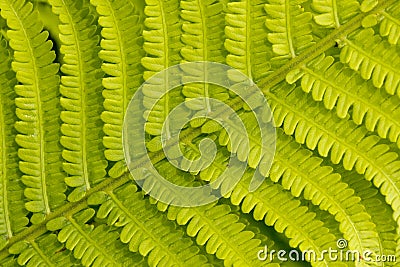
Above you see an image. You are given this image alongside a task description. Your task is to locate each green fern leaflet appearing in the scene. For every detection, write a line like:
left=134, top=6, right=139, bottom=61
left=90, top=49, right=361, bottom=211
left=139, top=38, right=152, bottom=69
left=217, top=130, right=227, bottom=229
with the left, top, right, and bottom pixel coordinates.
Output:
left=0, top=0, right=399, bottom=266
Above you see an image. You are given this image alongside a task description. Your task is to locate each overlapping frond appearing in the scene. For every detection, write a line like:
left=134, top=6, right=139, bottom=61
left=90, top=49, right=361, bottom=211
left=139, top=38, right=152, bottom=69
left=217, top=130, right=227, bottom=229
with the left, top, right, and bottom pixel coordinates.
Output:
left=0, top=36, right=28, bottom=248
left=286, top=53, right=400, bottom=147
left=0, top=0, right=65, bottom=223
left=201, top=121, right=381, bottom=257
left=181, top=134, right=342, bottom=266
left=305, top=204, right=343, bottom=243
left=49, top=0, right=107, bottom=202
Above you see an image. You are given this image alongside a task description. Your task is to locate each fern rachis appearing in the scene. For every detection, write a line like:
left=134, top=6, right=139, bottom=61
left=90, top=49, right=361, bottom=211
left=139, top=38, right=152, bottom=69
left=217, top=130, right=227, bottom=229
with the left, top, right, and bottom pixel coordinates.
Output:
left=0, top=0, right=399, bottom=266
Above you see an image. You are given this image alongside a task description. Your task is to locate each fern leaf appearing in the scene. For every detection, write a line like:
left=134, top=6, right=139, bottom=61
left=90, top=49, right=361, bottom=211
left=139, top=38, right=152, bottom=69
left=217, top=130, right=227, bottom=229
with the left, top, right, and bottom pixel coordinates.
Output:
left=206, top=78, right=400, bottom=242
left=225, top=0, right=272, bottom=80
left=305, top=204, right=344, bottom=244
left=0, top=256, right=19, bottom=267
left=270, top=131, right=380, bottom=257
left=93, top=184, right=212, bottom=267
left=0, top=36, right=28, bottom=247
left=268, top=84, right=400, bottom=229
left=311, top=0, right=360, bottom=28
left=141, top=0, right=187, bottom=137
left=202, top=122, right=381, bottom=256
left=91, top=0, right=145, bottom=163
left=167, top=201, right=277, bottom=266
left=265, top=0, right=314, bottom=61
left=180, top=0, right=229, bottom=113
left=47, top=208, right=146, bottom=266
left=340, top=28, right=400, bottom=97
left=341, top=168, right=397, bottom=265
left=230, top=171, right=341, bottom=267
left=0, top=0, right=66, bottom=223
left=49, top=0, right=107, bottom=202
left=287, top=53, right=400, bottom=147
left=8, top=234, right=81, bottom=266
left=180, top=138, right=339, bottom=266
left=378, top=1, right=400, bottom=45
left=360, top=0, right=378, bottom=13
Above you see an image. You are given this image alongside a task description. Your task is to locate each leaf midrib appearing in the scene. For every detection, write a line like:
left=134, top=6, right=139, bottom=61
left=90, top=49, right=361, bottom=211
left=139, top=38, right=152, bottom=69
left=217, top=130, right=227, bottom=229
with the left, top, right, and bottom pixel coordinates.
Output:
left=236, top=180, right=330, bottom=267
left=59, top=0, right=91, bottom=191
left=284, top=0, right=296, bottom=58
left=273, top=145, right=379, bottom=255
left=302, top=65, right=400, bottom=134
left=258, top=0, right=395, bottom=91
left=0, top=92, right=12, bottom=239
left=9, top=2, right=51, bottom=214
left=344, top=38, right=400, bottom=75
left=68, top=217, right=119, bottom=265
left=29, top=239, right=55, bottom=267
left=108, top=191, right=186, bottom=267
left=267, top=88, right=400, bottom=200
left=0, top=0, right=395, bottom=258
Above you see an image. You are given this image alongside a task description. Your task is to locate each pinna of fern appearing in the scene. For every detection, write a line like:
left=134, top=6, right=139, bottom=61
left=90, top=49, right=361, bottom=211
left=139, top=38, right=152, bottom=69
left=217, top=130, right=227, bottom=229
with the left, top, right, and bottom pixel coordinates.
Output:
left=0, top=0, right=399, bottom=266
left=0, top=0, right=66, bottom=224
left=49, top=0, right=108, bottom=202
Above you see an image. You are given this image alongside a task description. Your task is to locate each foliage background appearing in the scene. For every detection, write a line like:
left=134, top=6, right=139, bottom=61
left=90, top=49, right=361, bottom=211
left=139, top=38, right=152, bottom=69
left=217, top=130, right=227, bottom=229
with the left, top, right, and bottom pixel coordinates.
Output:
left=0, top=0, right=399, bottom=266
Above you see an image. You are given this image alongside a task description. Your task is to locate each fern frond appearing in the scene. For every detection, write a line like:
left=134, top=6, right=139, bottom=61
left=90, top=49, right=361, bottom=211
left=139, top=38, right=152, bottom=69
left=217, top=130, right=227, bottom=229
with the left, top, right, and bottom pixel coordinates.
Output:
left=339, top=28, right=400, bottom=97
left=311, top=0, right=360, bottom=28
left=225, top=0, right=272, bottom=80
left=91, top=0, right=145, bottom=163
left=340, top=168, right=397, bottom=265
left=0, top=0, right=65, bottom=223
left=378, top=1, right=400, bottom=44
left=180, top=0, right=229, bottom=114
left=141, top=0, right=186, bottom=137
left=91, top=184, right=212, bottom=267
left=265, top=0, right=314, bottom=62
left=268, top=84, right=400, bottom=228
left=149, top=156, right=271, bottom=267
left=0, top=36, right=28, bottom=247
left=49, top=0, right=107, bottom=202
left=206, top=79, right=400, bottom=245
left=305, top=204, right=343, bottom=243
left=201, top=121, right=381, bottom=256
left=8, top=234, right=81, bottom=266
left=47, top=208, right=146, bottom=266
left=270, top=131, right=380, bottom=257
left=167, top=201, right=277, bottom=266
left=286, top=53, right=400, bottom=147
left=230, top=171, right=340, bottom=267
left=216, top=110, right=274, bottom=175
